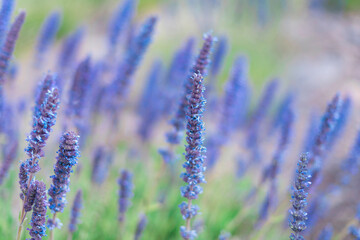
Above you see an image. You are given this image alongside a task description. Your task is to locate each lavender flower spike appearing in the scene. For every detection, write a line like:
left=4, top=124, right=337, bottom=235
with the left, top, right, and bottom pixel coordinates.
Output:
left=167, top=33, right=214, bottom=145
left=179, top=73, right=207, bottom=240
left=68, top=190, right=83, bottom=233
left=289, top=153, right=311, bottom=240
left=134, top=214, right=147, bottom=240
left=34, top=73, right=55, bottom=117
left=118, top=169, right=134, bottom=222
left=67, top=56, right=92, bottom=118
left=108, top=0, right=136, bottom=50
left=0, top=11, right=26, bottom=84
left=28, top=180, right=48, bottom=240
left=25, top=87, right=60, bottom=174
left=0, top=139, right=17, bottom=185
left=0, top=0, right=15, bottom=46
left=308, top=94, right=340, bottom=186
left=107, top=16, right=157, bottom=122
left=35, top=11, right=62, bottom=67
left=57, top=27, right=84, bottom=71
left=47, top=131, right=79, bottom=228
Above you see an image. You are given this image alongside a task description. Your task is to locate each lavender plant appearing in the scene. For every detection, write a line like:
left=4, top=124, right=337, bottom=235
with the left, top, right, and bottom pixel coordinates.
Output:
left=106, top=16, right=157, bottom=124
left=48, top=131, right=80, bottom=231
left=179, top=73, right=206, bottom=240
left=67, top=56, right=92, bottom=118
left=108, top=0, right=136, bottom=52
left=17, top=87, right=60, bottom=239
left=289, top=153, right=311, bottom=240
left=161, top=38, right=195, bottom=117
left=134, top=214, right=147, bottom=240
left=68, top=190, right=83, bottom=236
left=118, top=169, right=134, bottom=223
left=166, top=33, right=213, bottom=147
left=0, top=139, right=17, bottom=185
left=0, top=0, right=15, bottom=46
left=246, top=79, right=278, bottom=163
left=57, top=27, right=84, bottom=72
left=35, top=11, right=62, bottom=67
left=0, top=11, right=25, bottom=84
left=308, top=94, right=340, bottom=187
left=28, top=180, right=48, bottom=240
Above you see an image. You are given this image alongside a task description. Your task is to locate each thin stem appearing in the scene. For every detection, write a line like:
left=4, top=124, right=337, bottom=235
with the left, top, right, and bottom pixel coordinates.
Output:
left=49, top=213, right=57, bottom=240
left=16, top=171, right=35, bottom=240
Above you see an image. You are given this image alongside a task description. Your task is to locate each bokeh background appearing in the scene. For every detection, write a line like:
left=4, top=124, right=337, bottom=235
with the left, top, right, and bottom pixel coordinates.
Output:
left=1, top=0, right=360, bottom=239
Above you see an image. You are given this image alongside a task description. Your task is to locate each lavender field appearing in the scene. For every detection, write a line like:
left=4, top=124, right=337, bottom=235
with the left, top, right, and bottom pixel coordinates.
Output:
left=0, top=0, right=360, bottom=239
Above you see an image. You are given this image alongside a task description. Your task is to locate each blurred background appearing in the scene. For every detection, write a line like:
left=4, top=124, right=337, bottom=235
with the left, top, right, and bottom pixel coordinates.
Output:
left=1, top=0, right=360, bottom=239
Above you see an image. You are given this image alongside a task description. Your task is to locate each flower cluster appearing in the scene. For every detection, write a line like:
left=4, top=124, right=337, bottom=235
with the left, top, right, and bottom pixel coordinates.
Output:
left=69, top=190, right=83, bottom=233
left=289, top=153, right=311, bottom=240
left=48, top=131, right=79, bottom=214
left=25, top=87, right=60, bottom=174
left=28, top=180, right=48, bottom=240
left=0, top=11, right=25, bottom=84
left=179, top=73, right=207, bottom=239
left=118, top=169, right=134, bottom=222
left=167, top=34, right=213, bottom=145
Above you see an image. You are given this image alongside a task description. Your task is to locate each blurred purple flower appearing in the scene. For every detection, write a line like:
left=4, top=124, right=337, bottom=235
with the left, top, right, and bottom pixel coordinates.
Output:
left=35, top=11, right=62, bottom=67
left=0, top=0, right=15, bottom=46
left=134, top=214, right=147, bottom=240
left=118, top=169, right=134, bottom=222
left=69, top=190, right=83, bottom=233
left=0, top=11, right=25, bottom=84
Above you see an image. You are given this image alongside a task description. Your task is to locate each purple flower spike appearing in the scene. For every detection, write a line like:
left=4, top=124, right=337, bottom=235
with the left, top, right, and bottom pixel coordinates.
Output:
left=24, top=181, right=37, bottom=212
left=0, top=139, right=17, bottom=185
left=341, top=130, right=360, bottom=185
left=179, top=73, right=207, bottom=239
left=91, top=146, right=113, bottom=185
left=167, top=34, right=214, bottom=145
left=34, top=73, right=55, bottom=117
left=0, top=11, right=26, bottom=84
left=161, top=38, right=195, bottom=117
left=68, top=190, right=83, bottom=233
left=118, top=169, right=134, bottom=222
left=289, top=153, right=311, bottom=240
left=107, top=16, right=157, bottom=122
left=134, top=214, right=147, bottom=240
left=138, top=60, right=163, bottom=141
left=0, top=0, right=15, bottom=46
left=108, top=0, right=136, bottom=50
left=57, top=27, right=84, bottom=71
left=262, top=107, right=294, bottom=184
left=67, top=56, right=92, bottom=118
left=308, top=94, right=341, bottom=187
left=28, top=180, right=48, bottom=240
left=48, top=131, right=79, bottom=215
left=18, top=162, right=29, bottom=199
left=35, top=11, right=62, bottom=67
left=246, top=79, right=279, bottom=163
left=25, top=87, right=60, bottom=174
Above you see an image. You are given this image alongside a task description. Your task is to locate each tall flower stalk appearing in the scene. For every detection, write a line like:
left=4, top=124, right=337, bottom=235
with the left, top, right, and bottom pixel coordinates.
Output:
left=68, top=190, right=83, bottom=240
left=17, top=87, right=60, bottom=240
left=289, top=153, right=311, bottom=240
left=179, top=72, right=207, bottom=240
left=0, top=11, right=26, bottom=84
left=161, top=34, right=213, bottom=166
left=48, top=131, right=80, bottom=239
